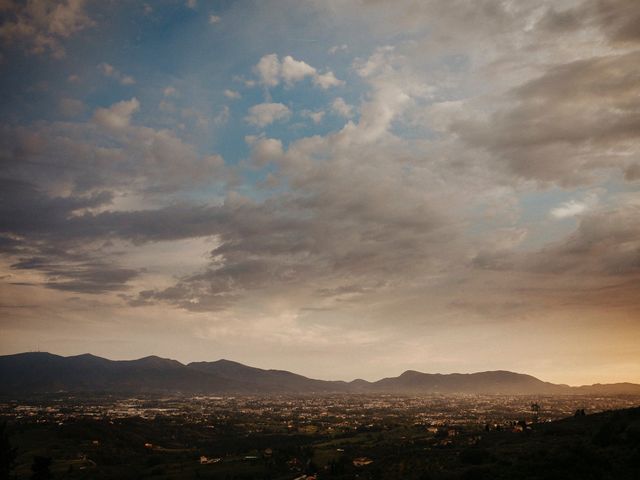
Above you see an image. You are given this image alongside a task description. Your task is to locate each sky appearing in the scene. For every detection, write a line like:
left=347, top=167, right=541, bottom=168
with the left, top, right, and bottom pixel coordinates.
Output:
left=0, top=0, right=639, bottom=386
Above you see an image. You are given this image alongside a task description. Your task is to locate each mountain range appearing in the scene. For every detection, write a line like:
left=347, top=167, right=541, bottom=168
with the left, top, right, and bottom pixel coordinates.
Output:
left=1, top=352, right=639, bottom=395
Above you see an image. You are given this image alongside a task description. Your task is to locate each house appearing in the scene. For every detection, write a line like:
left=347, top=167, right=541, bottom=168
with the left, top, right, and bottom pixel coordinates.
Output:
left=199, top=456, right=221, bottom=465
left=353, top=457, right=374, bottom=467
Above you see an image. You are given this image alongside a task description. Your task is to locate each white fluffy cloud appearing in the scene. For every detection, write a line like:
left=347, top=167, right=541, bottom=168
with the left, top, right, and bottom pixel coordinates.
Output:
left=245, top=102, right=291, bottom=127
left=254, top=53, right=280, bottom=87
left=93, top=98, right=140, bottom=130
left=281, top=55, right=317, bottom=85
left=246, top=135, right=284, bottom=166
left=253, top=53, right=343, bottom=89
left=313, top=71, right=343, bottom=89
left=302, top=110, right=325, bottom=124
left=550, top=192, right=599, bottom=219
left=551, top=200, right=588, bottom=219
left=331, top=97, right=354, bottom=118
left=224, top=89, right=241, bottom=100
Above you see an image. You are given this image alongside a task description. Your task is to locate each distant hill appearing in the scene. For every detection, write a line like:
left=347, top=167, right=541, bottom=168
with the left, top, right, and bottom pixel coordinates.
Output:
left=0, top=352, right=254, bottom=394
left=1, top=352, right=639, bottom=395
left=365, top=369, right=570, bottom=395
left=187, top=359, right=350, bottom=393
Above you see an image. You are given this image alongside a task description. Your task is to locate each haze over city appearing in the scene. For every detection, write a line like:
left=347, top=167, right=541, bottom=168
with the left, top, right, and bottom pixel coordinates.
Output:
left=1, top=0, right=639, bottom=386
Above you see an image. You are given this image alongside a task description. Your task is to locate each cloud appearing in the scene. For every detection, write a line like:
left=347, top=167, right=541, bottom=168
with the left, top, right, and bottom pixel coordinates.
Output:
left=474, top=198, right=640, bottom=279
left=0, top=0, right=94, bottom=58
left=93, top=98, right=140, bottom=130
left=550, top=200, right=588, bottom=219
left=624, top=163, right=640, bottom=181
left=58, top=97, right=85, bottom=117
left=182, top=107, right=210, bottom=129
left=301, top=110, right=325, bottom=124
left=550, top=192, right=600, bottom=220
left=209, top=14, right=221, bottom=24
left=253, top=53, right=343, bottom=89
left=2, top=99, right=227, bottom=198
left=254, top=53, right=280, bottom=87
left=110, top=31, right=640, bottom=324
left=544, top=208, right=640, bottom=281
left=537, top=0, right=640, bottom=45
left=281, top=55, right=317, bottom=85
left=223, top=89, right=241, bottom=100
left=214, top=106, right=230, bottom=125
left=331, top=97, right=354, bottom=118
left=592, top=0, right=640, bottom=44
left=98, top=63, right=135, bottom=85
left=246, top=135, right=284, bottom=166
left=1, top=119, right=231, bottom=293
left=245, top=103, right=291, bottom=127
left=452, top=50, right=640, bottom=186
left=130, top=47, right=462, bottom=312
left=11, top=256, right=139, bottom=294
left=3, top=0, right=640, bottom=381
left=1, top=44, right=443, bottom=306
left=0, top=178, right=136, bottom=294
left=313, top=71, right=343, bottom=89
left=328, top=44, right=348, bottom=54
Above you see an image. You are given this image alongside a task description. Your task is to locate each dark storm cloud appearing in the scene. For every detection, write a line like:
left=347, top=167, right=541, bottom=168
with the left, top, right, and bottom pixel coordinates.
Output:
left=538, top=0, right=640, bottom=44
left=453, top=50, right=640, bottom=185
left=0, top=176, right=224, bottom=293
left=0, top=120, right=228, bottom=197
left=0, top=235, right=21, bottom=252
left=0, top=94, right=229, bottom=295
left=625, top=164, right=640, bottom=181
left=134, top=184, right=453, bottom=311
left=357, top=0, right=535, bottom=39
left=530, top=205, right=640, bottom=276
left=474, top=204, right=640, bottom=278
left=0, top=178, right=139, bottom=293
left=2, top=169, right=444, bottom=302
left=0, top=177, right=113, bottom=236
left=10, top=256, right=138, bottom=294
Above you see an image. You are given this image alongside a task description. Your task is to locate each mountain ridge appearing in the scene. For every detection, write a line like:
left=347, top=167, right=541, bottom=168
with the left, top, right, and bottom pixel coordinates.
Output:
left=1, top=352, right=639, bottom=395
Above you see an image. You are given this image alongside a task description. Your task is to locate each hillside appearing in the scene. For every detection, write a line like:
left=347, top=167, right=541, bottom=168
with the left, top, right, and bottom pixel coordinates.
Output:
left=1, top=352, right=639, bottom=395
left=460, top=406, right=640, bottom=479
